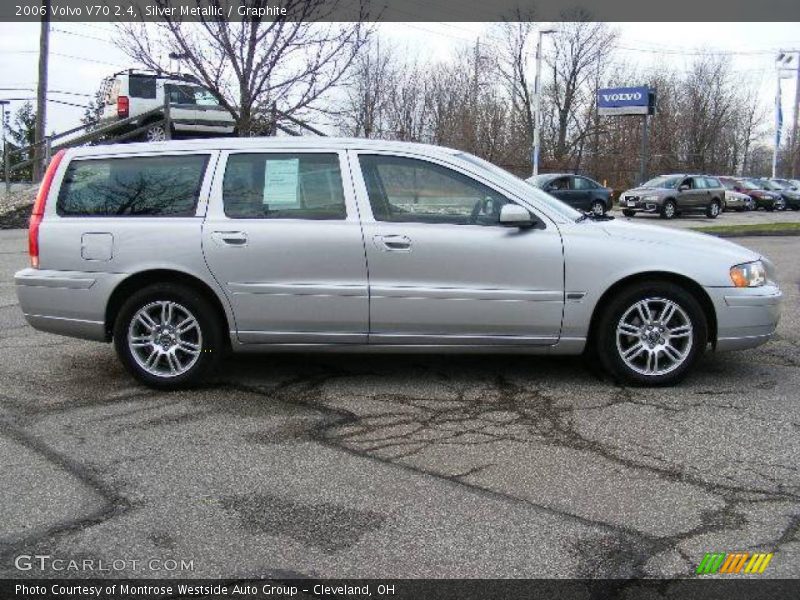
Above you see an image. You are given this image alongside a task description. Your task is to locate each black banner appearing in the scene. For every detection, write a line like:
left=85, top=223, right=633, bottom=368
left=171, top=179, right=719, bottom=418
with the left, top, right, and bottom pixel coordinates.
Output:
left=1, top=0, right=798, bottom=22
left=3, top=579, right=800, bottom=600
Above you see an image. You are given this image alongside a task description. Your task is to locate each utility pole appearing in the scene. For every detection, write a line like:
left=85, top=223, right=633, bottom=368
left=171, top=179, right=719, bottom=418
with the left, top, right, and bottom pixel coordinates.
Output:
left=532, top=27, right=556, bottom=177
left=790, top=51, right=800, bottom=178
left=33, top=0, right=50, bottom=182
left=1, top=100, right=10, bottom=195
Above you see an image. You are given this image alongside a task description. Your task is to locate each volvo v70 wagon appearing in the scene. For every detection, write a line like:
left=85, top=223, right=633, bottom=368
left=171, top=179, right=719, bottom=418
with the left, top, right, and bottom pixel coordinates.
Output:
left=16, top=139, right=782, bottom=388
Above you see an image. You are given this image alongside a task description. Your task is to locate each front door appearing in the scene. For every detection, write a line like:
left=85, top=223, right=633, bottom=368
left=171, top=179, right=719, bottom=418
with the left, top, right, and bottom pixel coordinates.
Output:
left=202, top=150, right=368, bottom=344
left=351, top=152, right=565, bottom=345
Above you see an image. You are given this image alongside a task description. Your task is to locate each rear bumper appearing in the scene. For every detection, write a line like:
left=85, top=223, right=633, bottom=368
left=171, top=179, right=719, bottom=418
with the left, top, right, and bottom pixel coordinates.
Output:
left=706, top=284, right=782, bottom=351
left=15, top=268, right=124, bottom=342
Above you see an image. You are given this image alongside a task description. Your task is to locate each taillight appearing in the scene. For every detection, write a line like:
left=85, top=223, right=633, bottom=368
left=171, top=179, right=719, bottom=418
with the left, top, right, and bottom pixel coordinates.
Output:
left=29, top=149, right=66, bottom=269
left=117, top=95, right=129, bottom=118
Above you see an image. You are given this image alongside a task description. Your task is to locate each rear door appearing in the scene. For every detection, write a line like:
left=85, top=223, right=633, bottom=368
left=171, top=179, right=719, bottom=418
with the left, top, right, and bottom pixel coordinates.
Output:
left=201, top=149, right=369, bottom=344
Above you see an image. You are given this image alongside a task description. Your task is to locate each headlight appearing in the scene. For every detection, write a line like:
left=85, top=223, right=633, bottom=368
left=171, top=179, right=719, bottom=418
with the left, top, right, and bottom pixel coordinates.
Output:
left=642, top=195, right=659, bottom=202
left=730, top=260, right=767, bottom=287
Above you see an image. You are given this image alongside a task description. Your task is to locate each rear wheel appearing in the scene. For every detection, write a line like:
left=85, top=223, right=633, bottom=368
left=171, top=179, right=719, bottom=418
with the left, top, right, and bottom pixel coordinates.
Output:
left=113, top=283, right=224, bottom=389
left=660, top=200, right=677, bottom=220
left=142, top=122, right=168, bottom=143
left=706, top=199, right=721, bottom=219
left=595, top=281, right=708, bottom=386
left=622, top=209, right=636, bottom=218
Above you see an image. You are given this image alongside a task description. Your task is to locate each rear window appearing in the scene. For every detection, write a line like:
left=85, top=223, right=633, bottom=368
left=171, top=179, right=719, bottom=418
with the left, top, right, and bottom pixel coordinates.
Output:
left=56, top=154, right=209, bottom=217
left=704, top=177, right=720, bottom=188
left=128, top=75, right=157, bottom=99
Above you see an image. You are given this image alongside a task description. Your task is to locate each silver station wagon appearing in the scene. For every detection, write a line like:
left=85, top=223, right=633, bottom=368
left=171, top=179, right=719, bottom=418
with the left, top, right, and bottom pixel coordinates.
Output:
left=16, top=139, right=782, bottom=388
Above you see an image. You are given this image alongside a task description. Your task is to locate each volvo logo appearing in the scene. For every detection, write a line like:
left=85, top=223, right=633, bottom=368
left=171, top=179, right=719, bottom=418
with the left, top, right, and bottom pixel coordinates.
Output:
left=602, top=92, right=643, bottom=102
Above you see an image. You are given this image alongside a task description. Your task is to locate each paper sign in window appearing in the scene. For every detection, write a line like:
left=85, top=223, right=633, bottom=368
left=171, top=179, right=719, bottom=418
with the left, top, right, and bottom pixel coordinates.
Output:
left=263, top=159, right=299, bottom=206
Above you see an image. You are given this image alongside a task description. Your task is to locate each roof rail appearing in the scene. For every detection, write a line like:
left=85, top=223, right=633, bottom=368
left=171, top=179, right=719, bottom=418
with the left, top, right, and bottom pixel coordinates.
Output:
left=108, top=69, right=200, bottom=83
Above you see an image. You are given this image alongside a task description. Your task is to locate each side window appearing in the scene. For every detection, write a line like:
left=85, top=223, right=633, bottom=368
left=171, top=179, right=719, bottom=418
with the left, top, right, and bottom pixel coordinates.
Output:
left=550, top=176, right=571, bottom=191
left=680, top=178, right=693, bottom=189
left=573, top=177, right=595, bottom=190
left=166, top=84, right=196, bottom=105
left=56, top=154, right=209, bottom=217
left=222, top=153, right=346, bottom=220
left=705, top=177, right=720, bottom=188
left=358, top=155, right=511, bottom=226
left=693, top=177, right=707, bottom=189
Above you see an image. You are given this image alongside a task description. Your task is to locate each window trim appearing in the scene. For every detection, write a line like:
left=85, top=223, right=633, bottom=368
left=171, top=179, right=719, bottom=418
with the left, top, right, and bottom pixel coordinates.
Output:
left=54, top=153, right=212, bottom=218
left=351, top=151, right=528, bottom=228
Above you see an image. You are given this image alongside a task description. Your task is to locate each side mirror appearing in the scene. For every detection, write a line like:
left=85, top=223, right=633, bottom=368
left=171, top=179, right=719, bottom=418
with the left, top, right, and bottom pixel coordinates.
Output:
left=500, top=204, right=534, bottom=228
left=678, top=184, right=690, bottom=192
left=734, top=186, right=742, bottom=192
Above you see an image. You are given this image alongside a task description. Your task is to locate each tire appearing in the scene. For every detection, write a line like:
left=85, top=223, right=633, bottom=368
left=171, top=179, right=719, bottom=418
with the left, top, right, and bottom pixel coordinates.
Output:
left=705, top=199, right=721, bottom=219
left=775, top=199, right=786, bottom=211
left=142, top=122, right=169, bottom=143
left=590, top=200, right=607, bottom=217
left=595, top=281, right=708, bottom=386
left=660, top=199, right=677, bottom=220
left=113, top=283, right=224, bottom=389
left=622, top=209, right=636, bottom=218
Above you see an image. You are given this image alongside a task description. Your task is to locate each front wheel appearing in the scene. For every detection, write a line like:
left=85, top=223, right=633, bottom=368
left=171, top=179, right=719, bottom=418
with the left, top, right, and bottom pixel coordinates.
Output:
left=622, top=209, right=636, bottom=218
left=590, top=200, right=607, bottom=217
left=113, top=283, right=224, bottom=389
left=660, top=200, right=677, bottom=220
left=706, top=199, right=721, bottom=219
left=595, top=282, right=708, bottom=386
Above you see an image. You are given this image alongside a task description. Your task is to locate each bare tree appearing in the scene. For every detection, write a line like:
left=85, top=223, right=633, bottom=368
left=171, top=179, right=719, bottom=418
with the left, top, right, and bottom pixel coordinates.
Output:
left=544, top=11, right=617, bottom=169
left=118, top=0, right=371, bottom=135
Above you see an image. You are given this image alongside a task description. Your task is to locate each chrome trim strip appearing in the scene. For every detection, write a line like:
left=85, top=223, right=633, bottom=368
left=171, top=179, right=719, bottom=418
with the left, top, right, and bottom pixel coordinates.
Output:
left=228, top=282, right=367, bottom=297
left=371, top=286, right=562, bottom=302
left=15, top=273, right=96, bottom=290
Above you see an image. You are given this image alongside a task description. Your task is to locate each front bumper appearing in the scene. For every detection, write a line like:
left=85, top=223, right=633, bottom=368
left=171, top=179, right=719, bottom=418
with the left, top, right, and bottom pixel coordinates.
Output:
left=705, top=283, right=782, bottom=351
left=621, top=197, right=661, bottom=213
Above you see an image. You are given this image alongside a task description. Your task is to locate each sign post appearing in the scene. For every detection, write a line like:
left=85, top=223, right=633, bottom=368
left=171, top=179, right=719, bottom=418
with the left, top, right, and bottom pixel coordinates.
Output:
left=597, top=86, right=656, bottom=184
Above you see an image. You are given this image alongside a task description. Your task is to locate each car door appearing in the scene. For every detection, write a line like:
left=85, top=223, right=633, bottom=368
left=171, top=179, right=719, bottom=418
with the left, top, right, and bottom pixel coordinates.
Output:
left=350, top=151, right=565, bottom=345
left=571, top=177, right=595, bottom=210
left=202, top=150, right=369, bottom=344
left=690, top=177, right=710, bottom=209
left=546, top=176, right=577, bottom=207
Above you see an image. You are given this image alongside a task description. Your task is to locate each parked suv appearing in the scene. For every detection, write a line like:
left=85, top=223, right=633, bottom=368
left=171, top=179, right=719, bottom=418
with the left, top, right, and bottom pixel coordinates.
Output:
left=527, top=173, right=613, bottom=216
left=16, top=139, right=781, bottom=389
left=98, top=70, right=236, bottom=142
left=620, top=175, right=725, bottom=219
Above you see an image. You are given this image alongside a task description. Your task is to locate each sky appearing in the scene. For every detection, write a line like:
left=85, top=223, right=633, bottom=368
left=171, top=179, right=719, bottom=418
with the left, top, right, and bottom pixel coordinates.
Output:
left=0, top=21, right=798, bottom=139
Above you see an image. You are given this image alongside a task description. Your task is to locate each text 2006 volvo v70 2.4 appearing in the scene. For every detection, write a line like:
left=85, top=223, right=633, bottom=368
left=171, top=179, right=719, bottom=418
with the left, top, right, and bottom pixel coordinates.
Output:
left=15, top=138, right=782, bottom=388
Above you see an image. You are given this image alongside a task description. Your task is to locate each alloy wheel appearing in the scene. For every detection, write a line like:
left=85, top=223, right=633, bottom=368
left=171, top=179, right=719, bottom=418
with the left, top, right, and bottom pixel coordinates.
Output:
left=127, top=301, right=202, bottom=378
left=615, top=297, right=693, bottom=376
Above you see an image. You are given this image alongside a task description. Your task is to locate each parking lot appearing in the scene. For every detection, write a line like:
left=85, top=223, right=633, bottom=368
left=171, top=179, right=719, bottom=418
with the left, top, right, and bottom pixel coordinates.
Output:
left=0, top=225, right=798, bottom=579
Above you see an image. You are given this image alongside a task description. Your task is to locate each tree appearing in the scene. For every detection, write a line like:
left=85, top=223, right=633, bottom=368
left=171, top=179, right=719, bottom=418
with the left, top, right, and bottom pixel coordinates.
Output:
left=543, top=12, right=617, bottom=169
left=118, top=0, right=371, bottom=135
left=2, top=102, right=37, bottom=181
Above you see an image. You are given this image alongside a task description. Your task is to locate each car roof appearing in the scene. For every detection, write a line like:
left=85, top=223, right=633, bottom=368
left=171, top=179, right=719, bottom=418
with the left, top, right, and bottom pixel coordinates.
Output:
left=64, top=137, right=463, bottom=159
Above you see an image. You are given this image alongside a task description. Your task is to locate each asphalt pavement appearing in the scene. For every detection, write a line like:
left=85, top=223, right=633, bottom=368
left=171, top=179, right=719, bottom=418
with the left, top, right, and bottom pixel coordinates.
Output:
left=0, top=227, right=798, bottom=579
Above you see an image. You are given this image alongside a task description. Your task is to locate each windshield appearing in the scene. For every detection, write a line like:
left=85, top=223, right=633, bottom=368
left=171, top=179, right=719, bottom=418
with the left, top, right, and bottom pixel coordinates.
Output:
left=762, top=180, right=784, bottom=190
left=457, top=153, right=583, bottom=221
left=642, top=176, right=681, bottom=189
left=720, top=179, right=736, bottom=190
left=739, top=180, right=759, bottom=190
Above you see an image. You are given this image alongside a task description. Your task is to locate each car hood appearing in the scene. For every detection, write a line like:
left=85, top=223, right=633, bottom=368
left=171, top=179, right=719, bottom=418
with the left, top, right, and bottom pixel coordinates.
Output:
left=597, top=219, right=759, bottom=263
left=623, top=187, right=668, bottom=195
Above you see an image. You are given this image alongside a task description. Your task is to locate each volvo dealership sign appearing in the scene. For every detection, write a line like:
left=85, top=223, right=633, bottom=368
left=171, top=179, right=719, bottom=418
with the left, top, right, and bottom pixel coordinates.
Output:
left=597, top=86, right=656, bottom=116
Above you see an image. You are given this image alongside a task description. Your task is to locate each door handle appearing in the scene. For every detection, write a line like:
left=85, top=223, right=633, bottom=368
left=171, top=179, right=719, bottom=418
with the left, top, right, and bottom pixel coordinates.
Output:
left=211, top=231, right=248, bottom=246
left=374, top=234, right=412, bottom=252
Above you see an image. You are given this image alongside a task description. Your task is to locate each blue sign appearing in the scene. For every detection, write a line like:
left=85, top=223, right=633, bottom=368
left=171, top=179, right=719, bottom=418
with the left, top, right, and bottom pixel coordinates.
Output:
left=597, top=86, right=654, bottom=116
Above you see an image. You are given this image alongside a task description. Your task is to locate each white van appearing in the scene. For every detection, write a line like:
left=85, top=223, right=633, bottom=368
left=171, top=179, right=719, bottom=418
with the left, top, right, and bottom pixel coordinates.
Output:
left=98, top=70, right=236, bottom=142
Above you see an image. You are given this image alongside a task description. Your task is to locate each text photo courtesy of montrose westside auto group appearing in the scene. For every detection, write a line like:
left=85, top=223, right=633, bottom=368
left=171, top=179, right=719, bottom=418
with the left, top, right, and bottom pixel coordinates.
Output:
left=1, top=0, right=800, bottom=598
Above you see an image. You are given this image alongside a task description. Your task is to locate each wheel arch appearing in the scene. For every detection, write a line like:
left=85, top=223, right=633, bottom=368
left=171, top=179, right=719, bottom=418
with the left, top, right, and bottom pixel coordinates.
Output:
left=104, top=269, right=232, bottom=344
left=586, top=271, right=717, bottom=350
